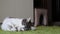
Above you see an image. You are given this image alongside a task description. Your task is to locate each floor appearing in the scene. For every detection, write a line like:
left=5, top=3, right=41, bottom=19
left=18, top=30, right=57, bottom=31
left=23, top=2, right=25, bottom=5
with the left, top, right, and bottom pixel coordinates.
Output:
left=0, top=26, right=60, bottom=34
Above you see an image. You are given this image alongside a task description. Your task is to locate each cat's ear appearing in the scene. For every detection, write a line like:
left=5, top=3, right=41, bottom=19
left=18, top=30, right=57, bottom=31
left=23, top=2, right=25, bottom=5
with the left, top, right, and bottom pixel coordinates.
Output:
left=27, top=17, right=31, bottom=22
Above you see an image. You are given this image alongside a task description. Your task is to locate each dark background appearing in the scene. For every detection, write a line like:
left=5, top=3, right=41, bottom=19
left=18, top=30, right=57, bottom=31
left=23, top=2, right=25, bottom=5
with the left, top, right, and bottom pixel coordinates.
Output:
left=52, top=0, right=60, bottom=21
left=34, top=0, right=60, bottom=25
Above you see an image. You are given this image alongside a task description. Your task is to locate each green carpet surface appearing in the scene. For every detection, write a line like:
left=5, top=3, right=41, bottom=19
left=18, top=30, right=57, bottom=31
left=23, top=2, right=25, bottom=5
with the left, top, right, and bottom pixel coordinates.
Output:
left=0, top=26, right=60, bottom=34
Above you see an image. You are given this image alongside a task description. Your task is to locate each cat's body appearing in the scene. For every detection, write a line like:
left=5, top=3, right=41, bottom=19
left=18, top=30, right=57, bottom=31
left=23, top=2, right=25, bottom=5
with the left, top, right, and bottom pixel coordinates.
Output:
left=1, top=17, right=36, bottom=31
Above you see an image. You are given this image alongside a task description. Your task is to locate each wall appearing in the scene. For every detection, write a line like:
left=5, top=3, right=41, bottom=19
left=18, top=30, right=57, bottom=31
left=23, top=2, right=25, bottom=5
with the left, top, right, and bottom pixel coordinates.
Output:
left=0, top=0, right=33, bottom=22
